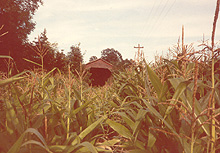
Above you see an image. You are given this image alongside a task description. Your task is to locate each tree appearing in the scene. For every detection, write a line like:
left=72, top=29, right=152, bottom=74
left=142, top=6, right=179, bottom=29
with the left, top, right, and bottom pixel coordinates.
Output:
left=89, top=56, right=98, bottom=62
left=101, top=48, right=123, bottom=66
left=67, top=43, right=83, bottom=72
left=121, top=58, right=133, bottom=69
left=36, top=29, right=58, bottom=71
left=54, top=51, right=68, bottom=72
left=0, top=0, right=43, bottom=71
left=24, top=29, right=58, bottom=71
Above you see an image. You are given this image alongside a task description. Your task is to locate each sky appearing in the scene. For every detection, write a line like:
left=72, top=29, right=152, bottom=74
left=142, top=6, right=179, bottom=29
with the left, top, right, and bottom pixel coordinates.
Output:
left=28, top=0, right=220, bottom=63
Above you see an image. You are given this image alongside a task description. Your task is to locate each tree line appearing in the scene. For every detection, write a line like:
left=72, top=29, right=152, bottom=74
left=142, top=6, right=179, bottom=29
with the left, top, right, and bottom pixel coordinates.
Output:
left=0, top=0, right=132, bottom=74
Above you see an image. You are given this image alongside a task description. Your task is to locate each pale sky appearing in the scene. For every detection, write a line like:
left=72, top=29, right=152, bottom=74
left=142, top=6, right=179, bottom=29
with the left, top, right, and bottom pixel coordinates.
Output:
left=29, top=0, right=220, bottom=63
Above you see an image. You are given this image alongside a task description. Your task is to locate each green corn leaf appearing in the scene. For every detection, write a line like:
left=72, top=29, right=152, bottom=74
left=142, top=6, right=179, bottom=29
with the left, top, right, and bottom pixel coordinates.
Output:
left=163, top=58, right=179, bottom=69
left=142, top=98, right=178, bottom=136
left=105, top=118, right=133, bottom=139
left=169, top=78, right=210, bottom=136
left=49, top=145, right=66, bottom=152
left=116, top=112, right=135, bottom=130
left=118, top=82, right=139, bottom=97
left=134, top=140, right=145, bottom=150
left=165, top=79, right=191, bottom=116
left=23, top=58, right=42, bottom=67
left=62, top=141, right=98, bottom=153
left=0, top=77, right=25, bottom=87
left=0, top=55, right=14, bottom=60
left=0, top=31, right=8, bottom=37
left=148, top=132, right=156, bottom=148
left=108, top=100, right=119, bottom=107
left=6, top=100, right=21, bottom=134
left=77, top=115, right=107, bottom=142
left=0, top=70, right=29, bottom=87
left=72, top=85, right=81, bottom=101
left=43, top=67, right=60, bottom=79
left=159, top=80, right=169, bottom=101
left=185, top=86, right=210, bottom=136
left=32, top=114, right=45, bottom=129
left=7, top=131, right=26, bottom=153
left=186, top=62, right=195, bottom=74
left=8, top=128, right=51, bottom=153
left=170, top=78, right=190, bottom=100
left=146, top=64, right=162, bottom=98
left=75, top=142, right=98, bottom=153
left=21, top=140, right=47, bottom=150
left=101, top=139, right=120, bottom=146
left=70, top=97, right=96, bottom=117
left=26, top=128, right=49, bottom=150
left=133, top=109, right=148, bottom=137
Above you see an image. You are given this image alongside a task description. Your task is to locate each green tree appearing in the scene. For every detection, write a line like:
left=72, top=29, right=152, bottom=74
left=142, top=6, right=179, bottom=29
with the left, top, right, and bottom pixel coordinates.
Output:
left=54, top=51, right=68, bottom=72
left=67, top=43, right=83, bottom=72
left=89, top=56, right=98, bottom=62
left=24, top=29, right=58, bottom=71
left=121, top=58, right=133, bottom=69
left=25, top=29, right=69, bottom=72
left=101, top=48, right=123, bottom=69
left=0, top=0, right=43, bottom=71
left=37, top=29, right=57, bottom=71
left=101, top=48, right=123, bottom=64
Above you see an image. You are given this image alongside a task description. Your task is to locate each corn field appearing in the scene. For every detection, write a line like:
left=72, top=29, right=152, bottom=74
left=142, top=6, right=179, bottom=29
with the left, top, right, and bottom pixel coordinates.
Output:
left=1, top=1, right=220, bottom=153
left=0, top=37, right=220, bottom=152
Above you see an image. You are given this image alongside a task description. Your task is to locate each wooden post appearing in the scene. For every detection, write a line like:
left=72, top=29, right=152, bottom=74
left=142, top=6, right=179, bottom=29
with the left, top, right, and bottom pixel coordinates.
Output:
left=134, top=44, right=144, bottom=63
left=182, top=25, right=185, bottom=55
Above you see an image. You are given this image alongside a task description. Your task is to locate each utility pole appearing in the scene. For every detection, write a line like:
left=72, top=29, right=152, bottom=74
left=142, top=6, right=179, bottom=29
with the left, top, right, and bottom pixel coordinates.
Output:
left=134, top=44, right=144, bottom=63
left=182, top=25, right=185, bottom=55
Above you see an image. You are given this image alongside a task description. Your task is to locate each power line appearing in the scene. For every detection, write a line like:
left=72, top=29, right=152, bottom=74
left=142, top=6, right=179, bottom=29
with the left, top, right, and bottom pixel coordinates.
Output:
left=145, top=0, right=170, bottom=40
left=137, top=1, right=157, bottom=43
left=148, top=0, right=176, bottom=39
left=137, top=0, right=165, bottom=44
left=143, top=0, right=177, bottom=49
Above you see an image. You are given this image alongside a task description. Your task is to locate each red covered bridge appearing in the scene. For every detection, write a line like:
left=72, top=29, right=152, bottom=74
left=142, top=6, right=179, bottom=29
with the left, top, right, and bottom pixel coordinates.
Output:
left=85, top=59, right=113, bottom=86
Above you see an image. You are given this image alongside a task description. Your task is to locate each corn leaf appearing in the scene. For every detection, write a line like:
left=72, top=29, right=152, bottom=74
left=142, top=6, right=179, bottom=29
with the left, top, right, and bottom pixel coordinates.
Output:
left=165, top=79, right=191, bottom=116
left=133, top=109, right=148, bottom=137
left=146, top=64, right=162, bottom=98
left=70, top=97, right=96, bottom=117
left=78, top=115, right=107, bottom=141
left=5, top=100, right=21, bottom=134
left=105, top=118, right=133, bottom=139
left=8, top=128, right=50, bottom=153
left=43, top=67, right=60, bottom=79
left=75, top=142, right=98, bottom=153
left=0, top=77, right=25, bottom=87
left=169, top=78, right=210, bottom=136
left=148, top=132, right=156, bottom=148
left=117, top=112, right=135, bottom=130
left=23, top=58, right=42, bottom=67
left=142, top=99, right=178, bottom=136
left=21, top=140, right=47, bottom=150
left=0, top=55, right=13, bottom=60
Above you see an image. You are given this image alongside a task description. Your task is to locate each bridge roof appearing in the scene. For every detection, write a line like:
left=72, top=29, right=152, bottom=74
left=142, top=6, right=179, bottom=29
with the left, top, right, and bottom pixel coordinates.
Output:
left=85, top=58, right=113, bottom=70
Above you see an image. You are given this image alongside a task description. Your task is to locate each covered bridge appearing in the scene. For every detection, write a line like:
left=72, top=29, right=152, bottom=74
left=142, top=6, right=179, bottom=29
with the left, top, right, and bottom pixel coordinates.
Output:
left=85, top=58, right=113, bottom=86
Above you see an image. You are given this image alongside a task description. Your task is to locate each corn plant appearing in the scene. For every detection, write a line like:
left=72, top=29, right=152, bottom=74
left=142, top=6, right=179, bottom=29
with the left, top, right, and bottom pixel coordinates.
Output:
left=1, top=2, right=220, bottom=152
left=0, top=46, right=110, bottom=152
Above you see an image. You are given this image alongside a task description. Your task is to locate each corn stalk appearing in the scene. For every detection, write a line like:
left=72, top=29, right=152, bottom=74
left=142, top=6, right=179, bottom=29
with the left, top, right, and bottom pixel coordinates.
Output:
left=67, top=64, right=71, bottom=139
left=210, top=0, right=219, bottom=152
